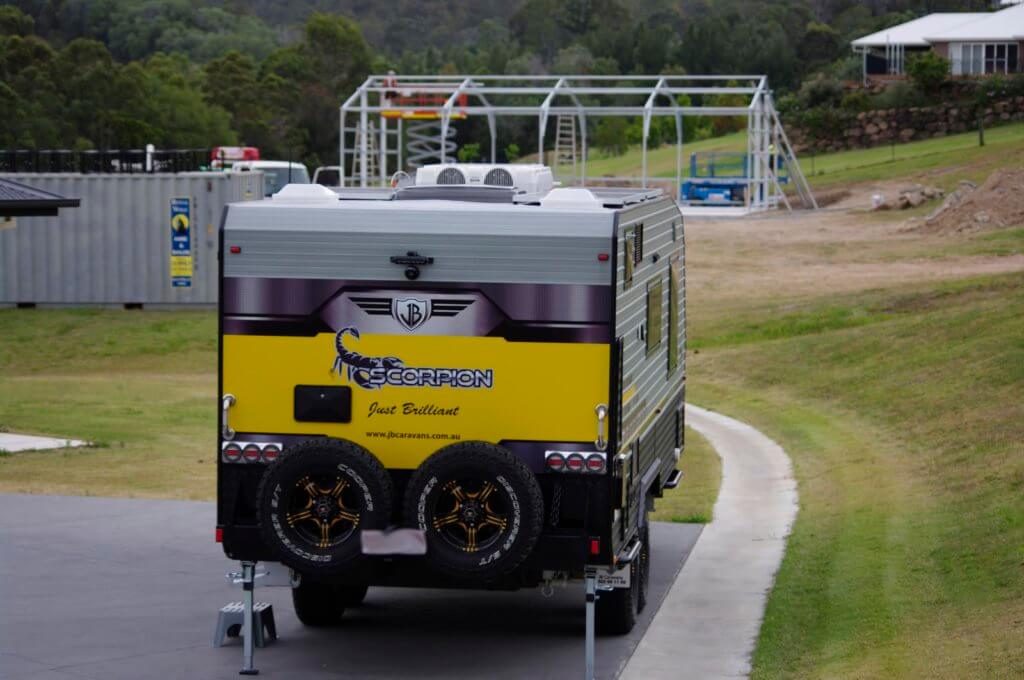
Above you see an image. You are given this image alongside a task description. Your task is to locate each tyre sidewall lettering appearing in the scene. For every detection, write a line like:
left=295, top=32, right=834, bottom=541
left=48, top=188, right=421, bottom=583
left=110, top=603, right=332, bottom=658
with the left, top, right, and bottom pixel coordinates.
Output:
left=337, top=462, right=374, bottom=513
left=257, top=439, right=393, bottom=576
left=416, top=476, right=439, bottom=531
left=405, top=443, right=542, bottom=580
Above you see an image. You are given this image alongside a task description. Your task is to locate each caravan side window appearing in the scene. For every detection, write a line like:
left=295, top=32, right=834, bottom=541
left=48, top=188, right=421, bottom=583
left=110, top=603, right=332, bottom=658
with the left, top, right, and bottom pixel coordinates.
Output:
left=646, top=278, right=663, bottom=356
left=623, top=227, right=634, bottom=289
left=668, top=258, right=681, bottom=374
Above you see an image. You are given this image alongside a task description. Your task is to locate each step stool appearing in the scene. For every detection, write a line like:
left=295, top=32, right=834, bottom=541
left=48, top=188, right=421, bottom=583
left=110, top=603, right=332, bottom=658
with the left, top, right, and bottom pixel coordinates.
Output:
left=213, top=601, right=277, bottom=648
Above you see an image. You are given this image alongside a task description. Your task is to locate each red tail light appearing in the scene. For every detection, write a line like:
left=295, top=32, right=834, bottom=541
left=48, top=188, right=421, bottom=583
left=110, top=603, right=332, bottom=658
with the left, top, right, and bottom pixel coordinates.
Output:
left=565, top=453, right=585, bottom=472
left=546, top=452, right=566, bottom=471
left=261, top=444, right=281, bottom=463
left=223, top=444, right=242, bottom=463
left=544, top=451, right=607, bottom=474
left=242, top=444, right=261, bottom=463
left=215, top=527, right=223, bottom=543
left=590, top=538, right=600, bottom=555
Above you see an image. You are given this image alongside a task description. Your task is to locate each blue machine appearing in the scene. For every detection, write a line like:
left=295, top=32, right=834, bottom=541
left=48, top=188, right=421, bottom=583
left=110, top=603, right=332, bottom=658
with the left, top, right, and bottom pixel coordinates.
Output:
left=680, top=151, right=788, bottom=206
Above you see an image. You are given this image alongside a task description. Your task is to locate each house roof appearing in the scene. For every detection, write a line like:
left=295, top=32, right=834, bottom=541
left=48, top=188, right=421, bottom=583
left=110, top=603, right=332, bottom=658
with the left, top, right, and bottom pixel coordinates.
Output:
left=925, top=4, right=1024, bottom=42
left=0, top=177, right=80, bottom=216
left=851, top=13, right=988, bottom=48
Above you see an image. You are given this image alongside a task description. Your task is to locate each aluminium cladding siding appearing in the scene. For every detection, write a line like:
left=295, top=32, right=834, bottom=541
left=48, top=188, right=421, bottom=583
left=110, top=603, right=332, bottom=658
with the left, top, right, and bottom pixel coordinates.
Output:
left=0, top=172, right=260, bottom=304
left=615, top=197, right=686, bottom=456
left=223, top=202, right=615, bottom=285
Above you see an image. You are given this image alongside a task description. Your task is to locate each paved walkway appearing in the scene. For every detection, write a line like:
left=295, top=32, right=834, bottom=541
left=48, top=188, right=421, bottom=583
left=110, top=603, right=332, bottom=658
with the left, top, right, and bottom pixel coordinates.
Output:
left=622, top=404, right=799, bottom=679
left=0, top=434, right=85, bottom=453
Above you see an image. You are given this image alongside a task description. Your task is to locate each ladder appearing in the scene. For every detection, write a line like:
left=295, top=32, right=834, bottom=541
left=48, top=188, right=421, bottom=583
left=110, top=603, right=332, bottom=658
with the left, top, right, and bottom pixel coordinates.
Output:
left=554, top=115, right=578, bottom=176
left=766, top=95, right=817, bottom=210
left=350, top=120, right=379, bottom=183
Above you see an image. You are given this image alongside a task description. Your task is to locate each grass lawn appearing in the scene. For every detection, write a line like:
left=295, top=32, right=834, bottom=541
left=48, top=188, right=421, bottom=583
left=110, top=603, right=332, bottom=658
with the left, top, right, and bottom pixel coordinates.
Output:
left=651, top=426, right=720, bottom=524
left=684, top=184, right=1024, bottom=680
left=0, top=308, right=217, bottom=499
left=692, top=274, right=1024, bottom=678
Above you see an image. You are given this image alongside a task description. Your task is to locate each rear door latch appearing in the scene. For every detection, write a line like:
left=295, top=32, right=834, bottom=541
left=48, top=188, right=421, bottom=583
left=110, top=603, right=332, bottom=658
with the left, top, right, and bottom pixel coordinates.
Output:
left=391, top=251, right=434, bottom=280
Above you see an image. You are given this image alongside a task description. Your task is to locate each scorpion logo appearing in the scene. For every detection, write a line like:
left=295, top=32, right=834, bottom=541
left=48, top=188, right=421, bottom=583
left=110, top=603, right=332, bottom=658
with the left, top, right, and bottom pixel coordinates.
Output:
left=332, top=327, right=404, bottom=390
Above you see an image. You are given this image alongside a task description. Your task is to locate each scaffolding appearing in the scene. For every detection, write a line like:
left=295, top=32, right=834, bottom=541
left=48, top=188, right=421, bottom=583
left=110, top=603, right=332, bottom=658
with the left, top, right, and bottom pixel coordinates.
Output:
left=340, top=74, right=817, bottom=212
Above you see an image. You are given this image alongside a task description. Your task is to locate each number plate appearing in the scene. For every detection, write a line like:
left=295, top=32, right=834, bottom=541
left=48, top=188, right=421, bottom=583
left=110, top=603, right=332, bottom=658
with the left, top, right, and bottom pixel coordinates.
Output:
left=595, top=567, right=631, bottom=590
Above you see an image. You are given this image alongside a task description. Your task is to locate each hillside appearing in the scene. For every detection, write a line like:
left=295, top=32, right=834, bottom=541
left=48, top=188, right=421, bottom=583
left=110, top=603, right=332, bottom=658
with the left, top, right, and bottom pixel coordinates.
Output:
left=571, top=120, right=1024, bottom=191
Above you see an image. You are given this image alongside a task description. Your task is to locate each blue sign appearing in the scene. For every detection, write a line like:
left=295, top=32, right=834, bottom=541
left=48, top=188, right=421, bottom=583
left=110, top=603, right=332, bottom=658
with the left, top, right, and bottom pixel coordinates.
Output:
left=170, top=197, right=192, bottom=288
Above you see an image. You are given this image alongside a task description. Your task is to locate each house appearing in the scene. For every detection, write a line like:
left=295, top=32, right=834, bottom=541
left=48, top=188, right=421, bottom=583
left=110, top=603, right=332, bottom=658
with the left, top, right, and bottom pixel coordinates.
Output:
left=852, top=4, right=1024, bottom=81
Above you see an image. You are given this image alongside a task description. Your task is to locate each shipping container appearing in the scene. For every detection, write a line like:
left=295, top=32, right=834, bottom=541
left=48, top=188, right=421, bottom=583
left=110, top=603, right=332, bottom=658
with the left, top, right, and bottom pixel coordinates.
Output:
left=0, top=172, right=262, bottom=305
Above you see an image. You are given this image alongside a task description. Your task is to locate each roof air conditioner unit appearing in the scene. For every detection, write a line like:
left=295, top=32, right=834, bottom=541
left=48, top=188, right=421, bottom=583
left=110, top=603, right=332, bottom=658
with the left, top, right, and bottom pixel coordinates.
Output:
left=415, top=164, right=554, bottom=196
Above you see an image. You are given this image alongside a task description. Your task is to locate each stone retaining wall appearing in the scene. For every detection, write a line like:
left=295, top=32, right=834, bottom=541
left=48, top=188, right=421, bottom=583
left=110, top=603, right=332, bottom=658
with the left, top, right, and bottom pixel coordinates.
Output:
left=789, top=96, right=1024, bottom=153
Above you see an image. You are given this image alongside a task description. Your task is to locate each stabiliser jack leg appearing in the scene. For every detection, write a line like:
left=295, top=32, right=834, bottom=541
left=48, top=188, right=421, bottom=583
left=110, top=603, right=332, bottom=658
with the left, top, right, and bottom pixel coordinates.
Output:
left=239, top=561, right=258, bottom=676
left=584, top=567, right=597, bottom=680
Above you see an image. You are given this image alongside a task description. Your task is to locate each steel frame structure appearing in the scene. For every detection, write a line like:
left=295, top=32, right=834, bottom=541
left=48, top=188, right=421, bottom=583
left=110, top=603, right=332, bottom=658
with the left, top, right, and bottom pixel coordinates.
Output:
left=340, top=74, right=816, bottom=212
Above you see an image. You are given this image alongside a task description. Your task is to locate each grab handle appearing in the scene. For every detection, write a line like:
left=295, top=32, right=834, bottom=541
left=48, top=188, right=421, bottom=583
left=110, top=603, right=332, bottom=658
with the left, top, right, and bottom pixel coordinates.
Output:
left=595, top=403, right=608, bottom=451
left=221, top=394, right=236, bottom=441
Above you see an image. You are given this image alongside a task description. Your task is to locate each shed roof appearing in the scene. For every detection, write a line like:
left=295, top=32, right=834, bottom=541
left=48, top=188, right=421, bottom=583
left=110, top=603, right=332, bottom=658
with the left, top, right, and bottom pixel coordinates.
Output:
left=851, top=13, right=988, bottom=48
left=925, top=4, right=1024, bottom=41
left=0, top=177, right=80, bottom=216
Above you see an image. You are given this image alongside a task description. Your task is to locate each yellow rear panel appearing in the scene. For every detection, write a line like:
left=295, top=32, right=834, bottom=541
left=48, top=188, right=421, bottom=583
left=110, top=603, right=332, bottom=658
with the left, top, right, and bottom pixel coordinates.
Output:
left=223, top=332, right=609, bottom=469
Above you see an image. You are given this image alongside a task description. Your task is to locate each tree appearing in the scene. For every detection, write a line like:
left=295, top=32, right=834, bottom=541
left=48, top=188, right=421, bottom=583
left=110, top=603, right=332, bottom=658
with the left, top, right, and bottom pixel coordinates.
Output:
left=907, top=51, right=949, bottom=95
left=0, top=6, right=34, bottom=36
left=594, top=118, right=628, bottom=156
left=799, top=22, right=842, bottom=68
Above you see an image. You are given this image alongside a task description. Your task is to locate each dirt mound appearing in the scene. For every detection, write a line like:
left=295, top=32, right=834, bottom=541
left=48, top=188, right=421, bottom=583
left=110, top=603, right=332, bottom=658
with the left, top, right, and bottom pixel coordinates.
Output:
left=918, top=168, right=1024, bottom=234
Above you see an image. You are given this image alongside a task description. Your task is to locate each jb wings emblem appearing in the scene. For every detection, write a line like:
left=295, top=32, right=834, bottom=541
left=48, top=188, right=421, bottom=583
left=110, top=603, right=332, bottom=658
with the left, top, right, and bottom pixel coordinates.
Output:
left=392, top=298, right=431, bottom=332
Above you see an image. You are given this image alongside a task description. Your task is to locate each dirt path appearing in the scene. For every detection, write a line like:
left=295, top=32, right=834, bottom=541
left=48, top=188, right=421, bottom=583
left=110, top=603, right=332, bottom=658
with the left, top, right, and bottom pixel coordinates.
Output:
left=685, top=187, right=1024, bottom=306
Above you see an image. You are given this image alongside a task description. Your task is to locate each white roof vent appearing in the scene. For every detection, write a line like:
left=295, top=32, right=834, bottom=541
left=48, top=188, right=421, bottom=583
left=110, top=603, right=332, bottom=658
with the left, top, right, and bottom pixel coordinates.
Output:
left=416, top=163, right=554, bottom=196
left=539, top=188, right=606, bottom=209
left=272, top=183, right=338, bottom=203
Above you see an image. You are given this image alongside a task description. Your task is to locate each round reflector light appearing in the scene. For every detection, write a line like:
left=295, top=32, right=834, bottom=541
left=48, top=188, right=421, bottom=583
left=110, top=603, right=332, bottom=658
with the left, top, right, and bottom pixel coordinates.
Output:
left=566, top=453, right=585, bottom=472
left=586, top=454, right=606, bottom=473
left=242, top=444, right=261, bottom=463
left=546, top=453, right=566, bottom=471
left=261, top=444, right=281, bottom=463
left=223, top=444, right=242, bottom=463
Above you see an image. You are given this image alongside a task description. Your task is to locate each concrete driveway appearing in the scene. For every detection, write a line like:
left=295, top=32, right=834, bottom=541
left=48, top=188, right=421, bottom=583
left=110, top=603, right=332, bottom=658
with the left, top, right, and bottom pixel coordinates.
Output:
left=0, top=494, right=701, bottom=680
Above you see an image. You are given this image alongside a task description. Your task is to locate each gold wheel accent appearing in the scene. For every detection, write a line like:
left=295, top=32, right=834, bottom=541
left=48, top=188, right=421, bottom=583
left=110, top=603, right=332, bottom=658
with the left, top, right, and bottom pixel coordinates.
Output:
left=463, top=525, right=478, bottom=553
left=477, top=481, right=496, bottom=503
left=287, top=508, right=314, bottom=525
left=444, top=480, right=466, bottom=502
left=287, top=473, right=361, bottom=549
left=433, top=478, right=509, bottom=554
left=433, top=510, right=461, bottom=530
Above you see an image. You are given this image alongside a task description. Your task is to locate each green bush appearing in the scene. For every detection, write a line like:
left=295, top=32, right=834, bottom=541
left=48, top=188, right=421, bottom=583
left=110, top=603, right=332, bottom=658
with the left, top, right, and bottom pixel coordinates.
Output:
left=907, top=51, right=948, bottom=94
left=797, top=75, right=844, bottom=109
left=594, top=118, right=629, bottom=156
left=840, top=91, right=870, bottom=112
left=871, top=81, right=928, bottom=109
left=1006, top=73, right=1024, bottom=97
left=456, top=142, right=481, bottom=163
left=794, top=106, right=853, bottom=142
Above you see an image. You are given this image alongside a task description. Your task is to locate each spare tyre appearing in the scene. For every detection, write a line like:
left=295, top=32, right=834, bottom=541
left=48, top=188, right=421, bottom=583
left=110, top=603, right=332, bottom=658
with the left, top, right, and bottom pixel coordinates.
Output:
left=404, top=441, right=543, bottom=582
left=257, top=438, right=392, bottom=577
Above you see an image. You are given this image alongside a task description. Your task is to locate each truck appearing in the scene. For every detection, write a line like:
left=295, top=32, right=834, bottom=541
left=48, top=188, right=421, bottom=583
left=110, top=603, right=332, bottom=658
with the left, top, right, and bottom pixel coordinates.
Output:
left=217, top=163, right=686, bottom=635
